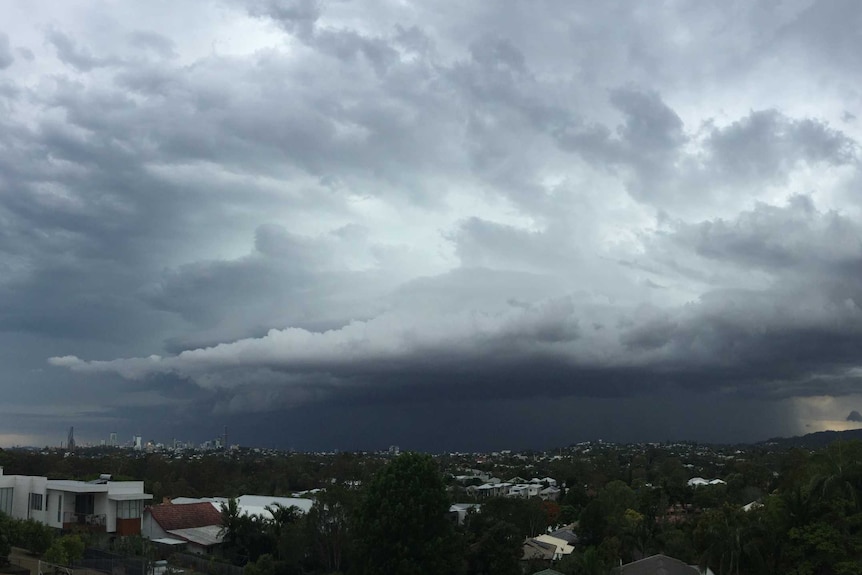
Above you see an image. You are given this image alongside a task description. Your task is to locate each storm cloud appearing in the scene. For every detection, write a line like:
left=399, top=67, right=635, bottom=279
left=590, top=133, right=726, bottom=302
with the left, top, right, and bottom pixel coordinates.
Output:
left=1, top=1, right=862, bottom=449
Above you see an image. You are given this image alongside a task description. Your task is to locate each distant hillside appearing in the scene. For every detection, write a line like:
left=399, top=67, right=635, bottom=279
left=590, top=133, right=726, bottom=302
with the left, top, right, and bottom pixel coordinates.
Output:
left=759, top=428, right=862, bottom=449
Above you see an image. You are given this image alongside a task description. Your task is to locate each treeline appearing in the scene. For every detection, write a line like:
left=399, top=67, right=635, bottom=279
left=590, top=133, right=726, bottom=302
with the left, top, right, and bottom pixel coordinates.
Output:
left=4, top=441, right=862, bottom=574
left=0, top=449, right=383, bottom=502
left=216, top=452, right=549, bottom=575
left=219, top=444, right=862, bottom=575
left=551, top=441, right=862, bottom=575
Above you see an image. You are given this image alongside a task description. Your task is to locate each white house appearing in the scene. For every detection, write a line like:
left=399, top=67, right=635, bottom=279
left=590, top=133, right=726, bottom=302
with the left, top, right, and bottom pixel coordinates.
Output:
left=0, top=466, right=152, bottom=536
left=533, top=534, right=575, bottom=560
left=687, top=477, right=726, bottom=487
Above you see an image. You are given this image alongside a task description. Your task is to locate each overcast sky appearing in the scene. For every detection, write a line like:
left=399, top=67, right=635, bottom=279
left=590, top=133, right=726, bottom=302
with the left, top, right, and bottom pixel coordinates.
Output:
left=2, top=0, right=862, bottom=451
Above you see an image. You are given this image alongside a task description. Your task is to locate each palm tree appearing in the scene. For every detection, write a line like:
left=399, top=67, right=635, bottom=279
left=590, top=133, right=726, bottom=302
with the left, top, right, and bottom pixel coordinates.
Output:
left=263, top=503, right=301, bottom=561
left=219, top=498, right=251, bottom=564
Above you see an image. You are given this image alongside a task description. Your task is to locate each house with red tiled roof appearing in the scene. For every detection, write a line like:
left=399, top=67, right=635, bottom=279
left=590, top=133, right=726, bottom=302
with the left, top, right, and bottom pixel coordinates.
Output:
left=142, top=501, right=224, bottom=555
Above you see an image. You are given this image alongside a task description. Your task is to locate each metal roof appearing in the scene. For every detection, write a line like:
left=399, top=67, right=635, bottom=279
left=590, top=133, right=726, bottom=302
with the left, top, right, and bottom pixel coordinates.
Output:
left=167, top=525, right=224, bottom=547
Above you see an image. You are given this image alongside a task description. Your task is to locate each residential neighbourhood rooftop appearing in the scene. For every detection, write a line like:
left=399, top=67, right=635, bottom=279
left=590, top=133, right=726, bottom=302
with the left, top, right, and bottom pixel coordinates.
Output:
left=147, top=501, right=223, bottom=531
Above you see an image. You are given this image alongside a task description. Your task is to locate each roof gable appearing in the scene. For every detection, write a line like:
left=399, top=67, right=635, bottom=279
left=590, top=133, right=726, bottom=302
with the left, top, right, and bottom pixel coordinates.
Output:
left=619, top=554, right=700, bottom=575
left=148, top=502, right=223, bottom=531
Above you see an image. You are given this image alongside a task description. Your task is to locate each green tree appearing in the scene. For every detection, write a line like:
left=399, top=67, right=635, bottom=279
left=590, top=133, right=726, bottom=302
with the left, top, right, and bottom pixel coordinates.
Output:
left=354, top=452, right=463, bottom=575
left=305, top=485, right=354, bottom=573
left=45, top=534, right=86, bottom=566
left=19, top=519, right=54, bottom=555
left=267, top=504, right=307, bottom=573
left=243, top=553, right=277, bottom=575
left=465, top=520, right=521, bottom=575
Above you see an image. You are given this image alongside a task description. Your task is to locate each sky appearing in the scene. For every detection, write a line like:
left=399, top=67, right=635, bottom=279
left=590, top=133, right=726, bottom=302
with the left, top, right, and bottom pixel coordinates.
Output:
left=2, top=0, right=862, bottom=451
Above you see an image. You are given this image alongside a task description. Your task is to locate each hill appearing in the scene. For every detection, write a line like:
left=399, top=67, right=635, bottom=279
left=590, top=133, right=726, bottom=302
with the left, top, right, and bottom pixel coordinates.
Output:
left=759, top=427, right=862, bottom=450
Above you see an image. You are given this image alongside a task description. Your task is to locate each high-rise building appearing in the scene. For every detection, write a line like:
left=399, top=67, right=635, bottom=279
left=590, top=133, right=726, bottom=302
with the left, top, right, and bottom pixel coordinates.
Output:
left=109, top=432, right=118, bottom=447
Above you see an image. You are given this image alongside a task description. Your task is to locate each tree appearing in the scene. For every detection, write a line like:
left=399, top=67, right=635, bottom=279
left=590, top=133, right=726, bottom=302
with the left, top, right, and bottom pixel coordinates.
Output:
left=465, top=520, right=521, bottom=575
left=305, top=485, right=354, bottom=573
left=354, top=452, right=463, bottom=575
left=43, top=535, right=84, bottom=567
left=266, top=504, right=307, bottom=573
left=19, top=519, right=54, bottom=555
left=219, top=499, right=268, bottom=564
left=473, top=498, right=547, bottom=539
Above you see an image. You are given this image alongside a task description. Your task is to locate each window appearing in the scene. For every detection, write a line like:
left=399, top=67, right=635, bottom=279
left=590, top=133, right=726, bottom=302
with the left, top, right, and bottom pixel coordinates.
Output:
left=0, top=487, right=12, bottom=515
left=30, top=492, right=43, bottom=511
left=117, top=499, right=142, bottom=519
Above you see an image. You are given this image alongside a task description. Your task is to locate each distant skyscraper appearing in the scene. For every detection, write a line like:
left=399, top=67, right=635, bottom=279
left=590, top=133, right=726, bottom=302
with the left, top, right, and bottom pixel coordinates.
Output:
left=67, top=427, right=76, bottom=452
left=109, top=432, right=117, bottom=447
left=133, top=435, right=142, bottom=450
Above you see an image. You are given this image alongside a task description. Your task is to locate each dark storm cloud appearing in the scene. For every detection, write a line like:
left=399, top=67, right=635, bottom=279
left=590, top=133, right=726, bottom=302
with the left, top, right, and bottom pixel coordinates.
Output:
left=53, top=195, right=862, bottom=414
left=848, top=410, right=862, bottom=422
left=0, top=0, right=860, bottom=447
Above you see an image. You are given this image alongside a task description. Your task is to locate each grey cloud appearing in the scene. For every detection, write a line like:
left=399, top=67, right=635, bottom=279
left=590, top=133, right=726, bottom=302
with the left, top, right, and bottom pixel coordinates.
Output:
left=246, top=0, right=321, bottom=37
left=610, top=88, right=685, bottom=154
left=662, top=195, right=862, bottom=275
left=557, top=96, right=857, bottom=208
left=452, top=218, right=566, bottom=272
left=126, top=31, right=176, bottom=59
left=706, top=110, right=856, bottom=182
left=847, top=410, right=862, bottom=422
left=0, top=32, right=13, bottom=69
left=141, top=224, right=396, bottom=344
left=16, top=47, right=34, bottom=61
left=773, top=0, right=862, bottom=69
left=46, top=28, right=116, bottom=71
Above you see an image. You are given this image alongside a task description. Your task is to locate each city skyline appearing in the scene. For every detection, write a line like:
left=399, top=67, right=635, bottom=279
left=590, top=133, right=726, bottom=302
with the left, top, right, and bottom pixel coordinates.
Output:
left=3, top=1, right=862, bottom=450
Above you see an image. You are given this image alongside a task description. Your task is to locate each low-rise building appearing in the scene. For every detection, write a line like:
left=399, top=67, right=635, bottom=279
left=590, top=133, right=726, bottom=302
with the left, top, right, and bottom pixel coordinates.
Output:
left=0, top=467, right=152, bottom=535
left=143, top=502, right=224, bottom=555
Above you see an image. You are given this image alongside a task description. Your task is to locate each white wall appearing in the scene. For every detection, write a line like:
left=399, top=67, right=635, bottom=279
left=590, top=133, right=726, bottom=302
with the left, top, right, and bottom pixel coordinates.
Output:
left=142, top=510, right=171, bottom=540
left=0, top=475, right=49, bottom=522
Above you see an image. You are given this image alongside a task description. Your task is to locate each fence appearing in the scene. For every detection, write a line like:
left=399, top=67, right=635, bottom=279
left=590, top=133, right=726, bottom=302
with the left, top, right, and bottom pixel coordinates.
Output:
left=37, top=561, right=72, bottom=575
left=169, top=554, right=243, bottom=575
left=72, top=548, right=147, bottom=575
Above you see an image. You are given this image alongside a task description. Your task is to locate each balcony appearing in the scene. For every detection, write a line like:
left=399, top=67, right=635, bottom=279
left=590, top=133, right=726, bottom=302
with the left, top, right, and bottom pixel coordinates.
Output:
left=63, top=512, right=106, bottom=532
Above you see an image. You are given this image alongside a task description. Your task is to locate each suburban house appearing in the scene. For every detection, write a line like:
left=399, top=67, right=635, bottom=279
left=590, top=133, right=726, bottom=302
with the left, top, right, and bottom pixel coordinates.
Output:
left=547, top=526, right=578, bottom=545
left=143, top=502, right=224, bottom=555
left=0, top=467, right=152, bottom=535
left=687, top=477, right=726, bottom=487
left=468, top=477, right=561, bottom=501
left=532, top=534, right=575, bottom=560
left=140, top=494, right=315, bottom=554
left=522, top=538, right=557, bottom=563
left=448, top=503, right=480, bottom=525
left=614, top=554, right=712, bottom=575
